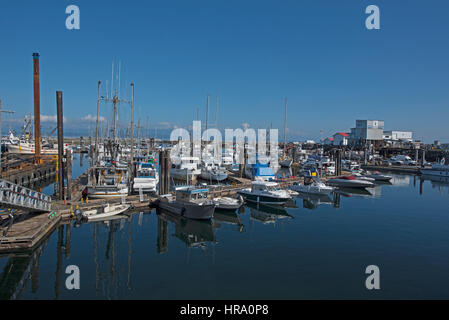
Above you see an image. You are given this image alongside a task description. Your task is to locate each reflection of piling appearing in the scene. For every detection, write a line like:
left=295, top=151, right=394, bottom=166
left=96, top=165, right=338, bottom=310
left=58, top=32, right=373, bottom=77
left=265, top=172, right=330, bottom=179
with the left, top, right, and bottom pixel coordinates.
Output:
left=65, top=222, right=71, bottom=259
left=54, top=226, right=64, bottom=300
left=419, top=178, right=424, bottom=195
left=333, top=192, right=341, bottom=208
left=159, top=150, right=170, bottom=195
left=157, top=217, right=168, bottom=254
left=56, top=91, right=64, bottom=200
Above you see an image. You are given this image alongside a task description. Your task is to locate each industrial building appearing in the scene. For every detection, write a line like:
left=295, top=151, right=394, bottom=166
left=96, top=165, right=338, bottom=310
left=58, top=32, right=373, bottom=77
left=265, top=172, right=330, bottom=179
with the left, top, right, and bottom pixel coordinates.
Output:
left=349, top=120, right=384, bottom=146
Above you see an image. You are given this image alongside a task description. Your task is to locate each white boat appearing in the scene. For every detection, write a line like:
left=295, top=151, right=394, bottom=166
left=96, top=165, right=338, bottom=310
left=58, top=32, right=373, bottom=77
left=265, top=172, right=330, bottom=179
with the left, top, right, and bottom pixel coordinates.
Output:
left=133, top=162, right=159, bottom=193
left=213, top=196, right=244, bottom=210
left=7, top=141, right=63, bottom=155
left=364, top=171, right=392, bottom=182
left=353, top=173, right=376, bottom=182
left=200, top=162, right=228, bottom=182
left=87, top=165, right=130, bottom=199
left=238, top=181, right=291, bottom=205
left=82, top=203, right=130, bottom=221
left=420, top=159, right=449, bottom=177
left=290, top=177, right=334, bottom=195
left=170, top=156, right=201, bottom=181
left=326, top=176, right=375, bottom=188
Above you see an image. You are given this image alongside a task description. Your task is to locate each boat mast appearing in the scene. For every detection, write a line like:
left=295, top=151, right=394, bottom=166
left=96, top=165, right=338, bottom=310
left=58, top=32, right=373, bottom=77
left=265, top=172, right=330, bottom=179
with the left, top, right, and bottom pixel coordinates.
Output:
left=206, top=94, right=209, bottom=131
left=215, top=95, right=218, bottom=129
left=284, top=97, right=288, bottom=156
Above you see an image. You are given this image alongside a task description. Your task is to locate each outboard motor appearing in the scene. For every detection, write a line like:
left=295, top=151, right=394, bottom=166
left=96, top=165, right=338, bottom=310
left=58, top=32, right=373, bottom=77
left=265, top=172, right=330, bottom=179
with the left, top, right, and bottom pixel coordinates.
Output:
left=74, top=208, right=83, bottom=222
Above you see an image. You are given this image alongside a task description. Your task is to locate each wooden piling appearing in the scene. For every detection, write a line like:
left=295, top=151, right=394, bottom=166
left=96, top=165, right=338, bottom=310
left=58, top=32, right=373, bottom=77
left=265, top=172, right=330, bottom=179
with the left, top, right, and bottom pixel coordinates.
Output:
left=56, top=91, right=64, bottom=200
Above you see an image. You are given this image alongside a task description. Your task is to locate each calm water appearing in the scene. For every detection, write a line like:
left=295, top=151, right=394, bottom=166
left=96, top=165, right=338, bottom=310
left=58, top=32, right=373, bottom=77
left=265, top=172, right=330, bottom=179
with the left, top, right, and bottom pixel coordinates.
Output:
left=1, top=169, right=449, bottom=299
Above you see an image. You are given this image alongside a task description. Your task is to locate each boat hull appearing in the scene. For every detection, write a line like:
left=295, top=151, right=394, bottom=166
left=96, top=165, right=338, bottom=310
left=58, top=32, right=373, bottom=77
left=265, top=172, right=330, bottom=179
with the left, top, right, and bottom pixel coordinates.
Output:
left=326, top=179, right=374, bottom=188
left=157, top=200, right=215, bottom=220
left=238, top=191, right=290, bottom=205
left=420, top=168, right=449, bottom=177
left=83, top=204, right=130, bottom=221
left=87, top=186, right=129, bottom=199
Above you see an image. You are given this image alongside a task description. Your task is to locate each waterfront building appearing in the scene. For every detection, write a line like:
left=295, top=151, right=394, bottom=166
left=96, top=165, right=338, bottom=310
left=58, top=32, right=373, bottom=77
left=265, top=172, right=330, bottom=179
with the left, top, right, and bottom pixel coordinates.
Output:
left=349, top=120, right=384, bottom=147
left=332, top=132, right=349, bottom=146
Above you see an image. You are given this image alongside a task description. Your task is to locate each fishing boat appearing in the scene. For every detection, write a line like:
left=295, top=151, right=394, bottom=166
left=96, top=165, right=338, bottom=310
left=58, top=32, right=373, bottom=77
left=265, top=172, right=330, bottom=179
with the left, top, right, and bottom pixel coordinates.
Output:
left=213, top=195, right=244, bottom=211
left=7, top=140, right=67, bottom=155
left=238, top=181, right=291, bottom=205
left=200, top=161, right=228, bottom=182
left=170, top=156, right=201, bottom=181
left=133, top=162, right=159, bottom=193
left=155, top=187, right=215, bottom=220
left=87, top=165, right=130, bottom=199
left=82, top=203, right=130, bottom=221
left=326, top=176, right=375, bottom=188
left=290, top=177, right=334, bottom=195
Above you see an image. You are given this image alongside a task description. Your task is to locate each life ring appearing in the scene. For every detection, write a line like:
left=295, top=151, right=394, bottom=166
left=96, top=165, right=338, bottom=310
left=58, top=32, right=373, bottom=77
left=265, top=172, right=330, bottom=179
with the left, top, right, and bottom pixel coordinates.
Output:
left=441, top=158, right=446, bottom=165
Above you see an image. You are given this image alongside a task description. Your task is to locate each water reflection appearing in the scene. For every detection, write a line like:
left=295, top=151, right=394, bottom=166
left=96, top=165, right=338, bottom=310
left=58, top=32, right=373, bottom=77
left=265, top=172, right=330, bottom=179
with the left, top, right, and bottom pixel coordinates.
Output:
left=2, top=173, right=449, bottom=299
left=298, top=193, right=334, bottom=210
left=247, top=202, right=293, bottom=225
left=214, top=210, right=244, bottom=232
left=0, top=241, right=47, bottom=300
left=156, top=209, right=217, bottom=249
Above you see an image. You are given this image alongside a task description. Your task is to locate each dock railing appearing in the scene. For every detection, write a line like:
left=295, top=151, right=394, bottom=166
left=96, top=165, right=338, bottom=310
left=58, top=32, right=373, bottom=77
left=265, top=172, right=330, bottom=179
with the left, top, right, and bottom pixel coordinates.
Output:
left=0, top=179, right=52, bottom=212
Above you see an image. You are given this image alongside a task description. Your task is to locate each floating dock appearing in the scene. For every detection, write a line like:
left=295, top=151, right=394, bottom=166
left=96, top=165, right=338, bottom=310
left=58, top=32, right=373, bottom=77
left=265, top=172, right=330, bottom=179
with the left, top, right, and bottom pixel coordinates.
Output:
left=361, top=165, right=421, bottom=174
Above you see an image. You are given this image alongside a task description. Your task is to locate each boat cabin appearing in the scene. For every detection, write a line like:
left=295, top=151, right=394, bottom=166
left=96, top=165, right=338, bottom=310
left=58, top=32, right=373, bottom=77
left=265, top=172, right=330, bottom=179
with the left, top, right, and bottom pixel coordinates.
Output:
left=175, top=187, right=210, bottom=203
left=137, top=162, right=157, bottom=178
left=251, top=181, right=281, bottom=192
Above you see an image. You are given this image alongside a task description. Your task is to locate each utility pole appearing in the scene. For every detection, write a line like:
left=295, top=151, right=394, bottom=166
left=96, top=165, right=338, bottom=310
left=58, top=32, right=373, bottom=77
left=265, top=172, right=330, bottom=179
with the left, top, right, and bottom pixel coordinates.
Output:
left=0, top=99, right=15, bottom=178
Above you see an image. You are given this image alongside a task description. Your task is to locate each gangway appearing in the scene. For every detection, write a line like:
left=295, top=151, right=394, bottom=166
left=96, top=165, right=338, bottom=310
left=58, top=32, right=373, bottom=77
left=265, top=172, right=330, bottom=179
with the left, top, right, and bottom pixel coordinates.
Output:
left=0, top=179, right=51, bottom=213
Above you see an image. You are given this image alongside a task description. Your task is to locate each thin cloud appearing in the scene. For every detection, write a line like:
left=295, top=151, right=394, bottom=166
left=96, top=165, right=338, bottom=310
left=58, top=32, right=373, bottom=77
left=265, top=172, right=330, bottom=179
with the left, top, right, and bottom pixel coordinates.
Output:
left=82, top=114, right=106, bottom=122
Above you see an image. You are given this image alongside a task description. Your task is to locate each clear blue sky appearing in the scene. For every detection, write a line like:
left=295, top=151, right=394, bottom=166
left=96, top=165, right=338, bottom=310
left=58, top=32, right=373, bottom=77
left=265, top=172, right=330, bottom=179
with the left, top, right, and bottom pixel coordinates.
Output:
left=1, top=0, right=448, bottom=142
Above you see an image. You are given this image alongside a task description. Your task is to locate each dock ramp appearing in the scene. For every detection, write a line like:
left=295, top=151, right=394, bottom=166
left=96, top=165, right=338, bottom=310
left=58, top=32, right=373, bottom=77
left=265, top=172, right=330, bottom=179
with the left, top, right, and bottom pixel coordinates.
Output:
left=0, top=179, right=52, bottom=213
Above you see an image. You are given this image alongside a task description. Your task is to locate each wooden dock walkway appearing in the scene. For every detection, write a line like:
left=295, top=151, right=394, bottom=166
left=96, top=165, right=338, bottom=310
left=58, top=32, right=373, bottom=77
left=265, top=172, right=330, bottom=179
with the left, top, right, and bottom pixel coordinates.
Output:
left=0, top=211, right=61, bottom=253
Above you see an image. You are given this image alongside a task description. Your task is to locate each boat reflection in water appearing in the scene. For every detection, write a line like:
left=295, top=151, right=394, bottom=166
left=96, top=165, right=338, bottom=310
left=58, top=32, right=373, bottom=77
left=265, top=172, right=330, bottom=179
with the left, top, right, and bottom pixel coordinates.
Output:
left=246, top=201, right=293, bottom=225
left=335, top=186, right=382, bottom=198
left=213, top=209, right=244, bottom=233
left=419, top=174, right=449, bottom=195
left=156, top=208, right=217, bottom=249
left=296, top=193, right=334, bottom=210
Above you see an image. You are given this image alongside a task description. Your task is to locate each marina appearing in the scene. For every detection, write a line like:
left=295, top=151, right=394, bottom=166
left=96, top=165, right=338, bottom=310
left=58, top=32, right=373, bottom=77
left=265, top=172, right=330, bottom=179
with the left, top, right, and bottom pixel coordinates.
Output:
left=1, top=1, right=449, bottom=302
